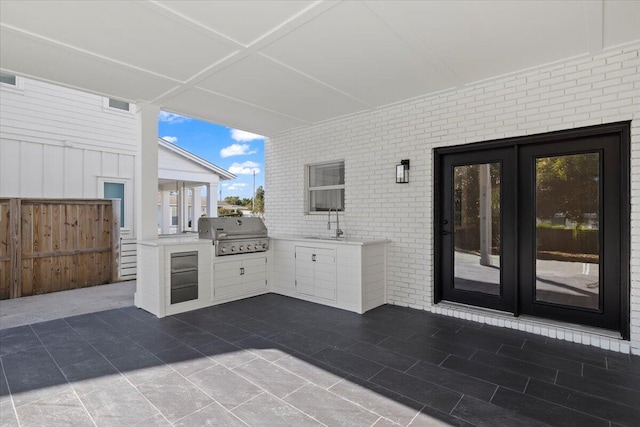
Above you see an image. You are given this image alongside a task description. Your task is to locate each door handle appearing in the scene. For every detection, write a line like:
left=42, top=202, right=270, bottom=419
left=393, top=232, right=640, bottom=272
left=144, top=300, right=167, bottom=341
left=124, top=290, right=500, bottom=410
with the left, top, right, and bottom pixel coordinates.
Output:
left=442, top=230, right=451, bottom=236
left=240, top=267, right=245, bottom=275
left=312, top=254, right=316, bottom=262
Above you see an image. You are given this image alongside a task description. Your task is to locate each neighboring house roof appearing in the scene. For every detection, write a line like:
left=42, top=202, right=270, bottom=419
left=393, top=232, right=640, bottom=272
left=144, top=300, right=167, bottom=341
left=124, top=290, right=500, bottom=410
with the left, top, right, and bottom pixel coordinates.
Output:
left=158, top=138, right=235, bottom=181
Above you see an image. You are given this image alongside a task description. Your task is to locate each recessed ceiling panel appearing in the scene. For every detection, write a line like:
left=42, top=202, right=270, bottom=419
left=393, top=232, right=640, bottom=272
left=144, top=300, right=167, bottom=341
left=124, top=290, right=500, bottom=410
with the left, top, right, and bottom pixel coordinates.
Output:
left=155, top=0, right=315, bottom=46
left=163, top=88, right=308, bottom=136
left=0, top=28, right=177, bottom=102
left=198, top=55, right=368, bottom=123
left=603, top=0, right=640, bottom=48
left=0, top=0, right=235, bottom=81
left=261, top=1, right=456, bottom=106
left=367, top=1, right=588, bottom=84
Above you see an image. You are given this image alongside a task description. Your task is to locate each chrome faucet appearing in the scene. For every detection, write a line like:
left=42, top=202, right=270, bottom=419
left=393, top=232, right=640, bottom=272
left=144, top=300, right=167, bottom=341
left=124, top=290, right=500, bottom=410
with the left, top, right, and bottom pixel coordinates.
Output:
left=327, top=208, right=344, bottom=239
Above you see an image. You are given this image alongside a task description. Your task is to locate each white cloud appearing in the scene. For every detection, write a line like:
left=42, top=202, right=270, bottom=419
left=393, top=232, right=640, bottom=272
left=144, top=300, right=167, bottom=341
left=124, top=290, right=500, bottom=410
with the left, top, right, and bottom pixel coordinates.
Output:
left=227, top=183, right=247, bottom=191
left=230, top=129, right=264, bottom=142
left=158, top=111, right=190, bottom=124
left=229, top=161, right=260, bottom=175
left=161, top=136, right=178, bottom=143
left=220, top=143, right=257, bottom=158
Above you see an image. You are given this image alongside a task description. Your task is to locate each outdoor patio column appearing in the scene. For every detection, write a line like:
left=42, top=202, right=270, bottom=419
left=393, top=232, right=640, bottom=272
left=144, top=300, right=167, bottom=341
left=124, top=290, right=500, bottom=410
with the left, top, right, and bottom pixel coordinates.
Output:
left=206, top=181, right=217, bottom=217
left=190, top=186, right=198, bottom=229
left=135, top=103, right=160, bottom=240
left=161, top=190, right=171, bottom=234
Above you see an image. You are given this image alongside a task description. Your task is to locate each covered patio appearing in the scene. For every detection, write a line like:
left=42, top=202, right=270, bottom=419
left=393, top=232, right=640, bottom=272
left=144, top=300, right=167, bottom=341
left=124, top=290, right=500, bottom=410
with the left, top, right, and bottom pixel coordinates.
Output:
left=1, top=289, right=638, bottom=426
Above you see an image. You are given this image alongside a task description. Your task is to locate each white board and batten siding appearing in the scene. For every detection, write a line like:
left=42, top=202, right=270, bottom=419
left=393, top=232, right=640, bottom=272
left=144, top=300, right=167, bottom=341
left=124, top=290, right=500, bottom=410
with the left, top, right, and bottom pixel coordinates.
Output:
left=0, top=77, right=139, bottom=280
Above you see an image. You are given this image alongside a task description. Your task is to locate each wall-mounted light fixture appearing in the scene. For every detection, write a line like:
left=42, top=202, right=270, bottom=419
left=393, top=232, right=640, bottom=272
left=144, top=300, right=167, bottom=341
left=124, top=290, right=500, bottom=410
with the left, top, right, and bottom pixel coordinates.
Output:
left=396, top=159, right=410, bottom=184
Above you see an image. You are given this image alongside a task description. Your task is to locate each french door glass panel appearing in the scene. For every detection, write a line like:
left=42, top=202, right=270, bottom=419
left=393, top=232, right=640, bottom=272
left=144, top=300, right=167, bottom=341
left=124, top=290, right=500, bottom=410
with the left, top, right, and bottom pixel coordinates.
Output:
left=453, top=163, right=501, bottom=296
left=534, top=153, right=600, bottom=310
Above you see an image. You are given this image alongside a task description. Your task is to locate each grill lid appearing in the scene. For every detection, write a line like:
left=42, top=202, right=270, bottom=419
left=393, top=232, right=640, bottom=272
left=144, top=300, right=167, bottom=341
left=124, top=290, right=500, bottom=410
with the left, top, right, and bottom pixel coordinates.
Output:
left=198, top=217, right=268, bottom=241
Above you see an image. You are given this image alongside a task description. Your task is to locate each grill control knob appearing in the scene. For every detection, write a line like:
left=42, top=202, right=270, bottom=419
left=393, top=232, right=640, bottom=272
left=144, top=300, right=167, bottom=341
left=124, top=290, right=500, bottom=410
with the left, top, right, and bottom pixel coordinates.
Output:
left=239, top=245, right=244, bottom=251
left=221, top=247, right=226, bottom=253
left=262, top=243, right=268, bottom=249
left=230, top=246, right=236, bottom=252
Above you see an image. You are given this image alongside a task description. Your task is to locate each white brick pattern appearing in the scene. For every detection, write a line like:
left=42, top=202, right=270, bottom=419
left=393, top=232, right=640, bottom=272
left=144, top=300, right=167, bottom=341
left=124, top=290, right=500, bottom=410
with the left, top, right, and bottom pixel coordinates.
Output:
left=266, top=45, right=640, bottom=354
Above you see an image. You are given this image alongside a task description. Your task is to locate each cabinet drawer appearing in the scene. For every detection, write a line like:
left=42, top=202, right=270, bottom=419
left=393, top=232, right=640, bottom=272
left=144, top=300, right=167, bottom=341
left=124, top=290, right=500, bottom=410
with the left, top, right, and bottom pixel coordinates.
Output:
left=171, top=270, right=198, bottom=288
left=171, top=251, right=198, bottom=271
left=171, top=285, right=198, bottom=304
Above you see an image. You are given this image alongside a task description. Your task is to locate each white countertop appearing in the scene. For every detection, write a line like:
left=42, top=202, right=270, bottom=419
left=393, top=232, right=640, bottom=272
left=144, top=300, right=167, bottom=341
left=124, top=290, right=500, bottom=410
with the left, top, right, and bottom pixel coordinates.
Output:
left=138, top=235, right=211, bottom=247
left=270, top=234, right=390, bottom=246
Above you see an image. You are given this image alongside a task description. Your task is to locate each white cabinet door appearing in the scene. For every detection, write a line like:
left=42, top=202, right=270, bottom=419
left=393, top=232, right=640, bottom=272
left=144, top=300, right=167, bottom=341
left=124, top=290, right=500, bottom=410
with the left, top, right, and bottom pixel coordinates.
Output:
left=242, top=256, right=268, bottom=293
left=214, top=256, right=267, bottom=298
left=295, top=246, right=336, bottom=301
left=214, top=259, right=242, bottom=298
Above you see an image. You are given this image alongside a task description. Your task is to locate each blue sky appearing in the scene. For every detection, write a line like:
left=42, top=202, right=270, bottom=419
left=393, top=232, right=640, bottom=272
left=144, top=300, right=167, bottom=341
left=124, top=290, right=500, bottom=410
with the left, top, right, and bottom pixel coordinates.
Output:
left=158, top=111, right=264, bottom=200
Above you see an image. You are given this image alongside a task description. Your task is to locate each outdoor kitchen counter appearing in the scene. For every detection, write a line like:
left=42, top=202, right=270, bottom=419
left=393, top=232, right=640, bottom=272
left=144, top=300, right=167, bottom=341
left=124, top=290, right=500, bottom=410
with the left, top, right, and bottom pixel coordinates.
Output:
left=138, top=235, right=207, bottom=246
left=270, top=235, right=391, bottom=245
left=269, top=236, right=389, bottom=314
left=135, top=236, right=214, bottom=318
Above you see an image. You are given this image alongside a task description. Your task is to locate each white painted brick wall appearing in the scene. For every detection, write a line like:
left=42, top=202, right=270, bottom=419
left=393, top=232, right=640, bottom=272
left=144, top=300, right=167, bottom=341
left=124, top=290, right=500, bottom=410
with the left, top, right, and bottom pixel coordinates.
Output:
left=265, top=45, right=640, bottom=354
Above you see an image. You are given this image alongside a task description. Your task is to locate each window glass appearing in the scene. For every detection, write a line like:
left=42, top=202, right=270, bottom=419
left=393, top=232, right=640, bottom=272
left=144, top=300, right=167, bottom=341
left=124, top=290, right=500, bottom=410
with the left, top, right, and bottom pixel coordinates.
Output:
left=108, top=98, right=130, bottom=111
left=0, top=72, right=17, bottom=86
left=104, top=182, right=125, bottom=227
left=308, top=161, right=345, bottom=212
left=310, top=162, right=344, bottom=187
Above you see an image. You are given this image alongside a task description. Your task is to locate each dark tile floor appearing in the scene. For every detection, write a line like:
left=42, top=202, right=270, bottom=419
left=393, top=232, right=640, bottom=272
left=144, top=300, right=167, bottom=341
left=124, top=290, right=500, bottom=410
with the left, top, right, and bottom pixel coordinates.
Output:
left=1, top=294, right=638, bottom=427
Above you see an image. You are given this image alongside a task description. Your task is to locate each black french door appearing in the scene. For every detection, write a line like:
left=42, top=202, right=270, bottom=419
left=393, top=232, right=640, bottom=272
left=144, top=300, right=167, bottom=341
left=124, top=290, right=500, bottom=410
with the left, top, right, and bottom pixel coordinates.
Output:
left=436, top=123, right=629, bottom=335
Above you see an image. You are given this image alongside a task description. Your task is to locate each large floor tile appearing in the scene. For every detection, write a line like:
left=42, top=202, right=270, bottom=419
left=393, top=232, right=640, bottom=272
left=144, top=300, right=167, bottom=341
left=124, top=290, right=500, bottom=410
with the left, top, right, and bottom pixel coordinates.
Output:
left=497, top=343, right=582, bottom=375
left=79, top=377, right=159, bottom=426
left=15, top=389, right=93, bottom=427
left=491, top=386, right=608, bottom=427
left=555, top=370, right=640, bottom=409
left=173, top=402, right=246, bottom=427
left=0, top=326, right=42, bottom=357
left=526, top=378, right=640, bottom=426
left=108, top=349, right=173, bottom=386
left=406, top=333, right=477, bottom=358
left=60, top=356, right=122, bottom=396
left=0, top=400, right=18, bottom=427
left=274, top=353, right=347, bottom=389
left=2, top=346, right=71, bottom=407
left=268, top=330, right=328, bottom=356
left=311, top=346, right=385, bottom=380
left=377, top=337, right=449, bottom=365
left=407, top=361, right=497, bottom=402
left=137, top=372, right=213, bottom=423
left=195, top=339, right=257, bottom=369
left=451, top=395, right=549, bottom=427
left=232, top=357, right=308, bottom=398
left=154, top=344, right=217, bottom=377
left=441, top=355, right=529, bottom=392
left=187, top=364, right=263, bottom=409
left=284, top=384, right=380, bottom=427
left=470, top=349, right=557, bottom=383
left=37, top=327, right=102, bottom=368
left=329, top=376, right=423, bottom=426
left=346, top=341, right=418, bottom=372
left=233, top=392, right=322, bottom=426
left=369, top=367, right=462, bottom=413
left=234, top=334, right=291, bottom=362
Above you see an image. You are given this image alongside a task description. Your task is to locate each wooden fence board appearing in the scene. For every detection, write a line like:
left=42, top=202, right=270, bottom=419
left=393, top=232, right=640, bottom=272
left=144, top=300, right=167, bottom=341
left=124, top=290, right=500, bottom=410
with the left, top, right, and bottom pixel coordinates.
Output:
left=1, top=199, right=120, bottom=299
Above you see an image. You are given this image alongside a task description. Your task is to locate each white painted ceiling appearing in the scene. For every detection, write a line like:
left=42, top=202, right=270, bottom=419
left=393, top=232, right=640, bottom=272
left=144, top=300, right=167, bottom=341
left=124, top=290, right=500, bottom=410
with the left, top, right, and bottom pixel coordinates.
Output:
left=1, top=1, right=639, bottom=136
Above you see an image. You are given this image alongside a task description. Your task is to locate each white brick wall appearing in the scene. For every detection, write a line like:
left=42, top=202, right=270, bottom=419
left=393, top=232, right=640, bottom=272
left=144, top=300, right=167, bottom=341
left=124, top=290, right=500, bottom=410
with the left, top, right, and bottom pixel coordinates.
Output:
left=265, top=45, right=640, bottom=354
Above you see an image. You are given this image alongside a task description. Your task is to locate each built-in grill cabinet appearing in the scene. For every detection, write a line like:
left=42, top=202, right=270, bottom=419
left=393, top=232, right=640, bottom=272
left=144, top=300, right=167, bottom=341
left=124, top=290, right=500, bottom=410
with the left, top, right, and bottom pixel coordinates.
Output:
left=170, top=251, right=198, bottom=304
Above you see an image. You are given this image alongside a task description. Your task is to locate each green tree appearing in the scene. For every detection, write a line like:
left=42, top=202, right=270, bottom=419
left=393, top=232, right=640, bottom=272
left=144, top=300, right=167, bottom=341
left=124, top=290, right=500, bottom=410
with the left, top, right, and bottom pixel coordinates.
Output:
left=253, top=186, right=265, bottom=214
left=224, top=196, right=241, bottom=205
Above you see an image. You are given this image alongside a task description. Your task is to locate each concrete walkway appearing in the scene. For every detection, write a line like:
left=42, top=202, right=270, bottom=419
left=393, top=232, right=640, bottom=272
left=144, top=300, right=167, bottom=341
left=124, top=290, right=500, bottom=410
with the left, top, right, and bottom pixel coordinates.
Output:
left=0, top=281, right=136, bottom=330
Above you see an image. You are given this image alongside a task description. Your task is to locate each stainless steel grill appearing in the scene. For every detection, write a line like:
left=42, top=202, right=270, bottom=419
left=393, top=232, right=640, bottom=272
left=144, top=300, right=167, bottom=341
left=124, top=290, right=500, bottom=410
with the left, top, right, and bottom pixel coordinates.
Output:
left=198, top=217, right=269, bottom=256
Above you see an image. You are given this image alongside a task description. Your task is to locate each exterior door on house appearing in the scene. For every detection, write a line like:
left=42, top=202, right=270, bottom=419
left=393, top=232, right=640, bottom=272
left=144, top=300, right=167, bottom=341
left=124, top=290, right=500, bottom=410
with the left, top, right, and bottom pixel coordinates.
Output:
left=436, top=123, right=629, bottom=337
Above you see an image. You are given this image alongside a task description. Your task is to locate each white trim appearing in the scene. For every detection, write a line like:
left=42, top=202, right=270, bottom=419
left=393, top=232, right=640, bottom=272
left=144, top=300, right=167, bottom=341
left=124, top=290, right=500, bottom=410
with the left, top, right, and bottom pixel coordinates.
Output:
left=98, top=177, right=133, bottom=234
left=158, top=138, right=235, bottom=180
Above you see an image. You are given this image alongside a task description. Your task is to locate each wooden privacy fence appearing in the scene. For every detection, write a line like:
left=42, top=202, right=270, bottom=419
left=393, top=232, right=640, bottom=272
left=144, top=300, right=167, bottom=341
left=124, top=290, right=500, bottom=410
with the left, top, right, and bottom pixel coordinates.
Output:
left=0, top=198, right=120, bottom=300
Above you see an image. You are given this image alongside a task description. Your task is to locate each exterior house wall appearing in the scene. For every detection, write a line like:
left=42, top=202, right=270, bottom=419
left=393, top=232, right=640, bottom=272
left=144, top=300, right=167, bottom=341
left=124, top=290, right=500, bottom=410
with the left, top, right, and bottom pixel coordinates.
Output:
left=265, top=45, right=640, bottom=354
left=0, top=77, right=138, bottom=234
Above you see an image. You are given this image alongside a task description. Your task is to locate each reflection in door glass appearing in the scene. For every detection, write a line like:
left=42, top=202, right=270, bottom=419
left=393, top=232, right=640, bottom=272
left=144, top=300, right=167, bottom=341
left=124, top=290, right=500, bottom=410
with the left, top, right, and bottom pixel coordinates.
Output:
left=535, top=153, right=600, bottom=310
left=453, top=163, right=501, bottom=295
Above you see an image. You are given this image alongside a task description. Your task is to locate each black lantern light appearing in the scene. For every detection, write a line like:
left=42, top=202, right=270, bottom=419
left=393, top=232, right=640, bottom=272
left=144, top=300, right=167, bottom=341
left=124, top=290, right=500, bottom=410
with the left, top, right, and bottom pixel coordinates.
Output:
left=396, top=159, right=409, bottom=184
